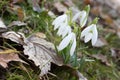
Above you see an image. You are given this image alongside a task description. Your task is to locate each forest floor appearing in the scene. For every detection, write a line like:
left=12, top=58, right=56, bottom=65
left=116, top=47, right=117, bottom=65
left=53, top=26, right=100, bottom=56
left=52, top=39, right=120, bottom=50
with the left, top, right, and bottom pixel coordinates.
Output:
left=0, top=0, right=120, bottom=80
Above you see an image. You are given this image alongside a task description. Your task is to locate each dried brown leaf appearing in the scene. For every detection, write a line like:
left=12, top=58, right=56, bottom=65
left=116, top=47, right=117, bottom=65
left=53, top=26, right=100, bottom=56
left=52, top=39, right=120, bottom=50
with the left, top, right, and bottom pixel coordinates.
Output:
left=53, top=2, right=68, bottom=13
left=63, top=0, right=74, bottom=7
left=2, top=31, right=63, bottom=76
left=95, top=0, right=120, bottom=14
left=31, top=0, right=41, bottom=12
left=92, top=54, right=111, bottom=66
left=105, top=0, right=120, bottom=13
left=8, top=21, right=27, bottom=27
left=0, top=49, right=24, bottom=68
left=2, top=31, right=25, bottom=45
left=23, top=34, right=63, bottom=76
left=34, top=32, right=46, bottom=39
left=93, top=37, right=108, bottom=47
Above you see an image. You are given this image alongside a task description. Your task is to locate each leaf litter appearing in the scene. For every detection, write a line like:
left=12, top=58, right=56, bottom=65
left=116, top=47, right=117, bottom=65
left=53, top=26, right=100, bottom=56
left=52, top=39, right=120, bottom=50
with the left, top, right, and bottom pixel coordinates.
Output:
left=1, top=31, right=63, bottom=76
left=0, top=48, right=24, bottom=68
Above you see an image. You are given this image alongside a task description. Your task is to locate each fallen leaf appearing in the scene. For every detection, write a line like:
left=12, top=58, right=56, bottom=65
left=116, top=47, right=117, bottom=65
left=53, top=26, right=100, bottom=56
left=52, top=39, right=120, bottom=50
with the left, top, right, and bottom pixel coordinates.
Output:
left=62, top=0, right=80, bottom=15
left=0, top=19, right=7, bottom=29
left=95, top=0, right=120, bottom=14
left=31, top=0, right=41, bottom=12
left=91, top=54, right=111, bottom=66
left=0, top=49, right=24, bottom=68
left=110, top=48, right=120, bottom=58
left=2, top=31, right=25, bottom=45
left=53, top=2, right=68, bottom=13
left=93, top=37, right=108, bottom=47
left=105, top=0, right=120, bottom=14
left=0, top=19, right=7, bottom=33
left=2, top=31, right=63, bottom=76
left=1, top=31, right=63, bottom=76
left=23, top=34, right=63, bottom=76
left=8, top=21, right=27, bottom=27
left=34, top=32, right=46, bottom=39
left=63, top=0, right=74, bottom=7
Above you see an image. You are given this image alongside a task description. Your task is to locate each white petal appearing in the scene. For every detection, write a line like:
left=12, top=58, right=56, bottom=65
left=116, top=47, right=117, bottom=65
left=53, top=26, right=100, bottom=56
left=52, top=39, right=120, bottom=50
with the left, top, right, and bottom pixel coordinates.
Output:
left=54, top=23, right=60, bottom=30
left=52, top=14, right=67, bottom=25
left=81, top=24, right=93, bottom=38
left=62, top=25, right=71, bottom=38
left=84, top=33, right=92, bottom=43
left=67, top=26, right=72, bottom=33
left=52, top=14, right=68, bottom=30
left=72, top=12, right=81, bottom=21
left=52, top=18, right=59, bottom=25
left=70, top=35, right=76, bottom=56
left=80, top=11, right=87, bottom=27
left=91, top=25, right=98, bottom=45
left=61, top=27, right=69, bottom=38
left=57, top=23, right=66, bottom=36
left=80, top=18, right=87, bottom=28
left=58, top=33, right=73, bottom=51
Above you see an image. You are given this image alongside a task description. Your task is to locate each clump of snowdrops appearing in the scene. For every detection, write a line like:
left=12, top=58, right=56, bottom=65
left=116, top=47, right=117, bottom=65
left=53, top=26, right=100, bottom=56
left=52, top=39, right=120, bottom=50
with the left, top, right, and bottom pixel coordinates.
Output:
left=52, top=5, right=99, bottom=66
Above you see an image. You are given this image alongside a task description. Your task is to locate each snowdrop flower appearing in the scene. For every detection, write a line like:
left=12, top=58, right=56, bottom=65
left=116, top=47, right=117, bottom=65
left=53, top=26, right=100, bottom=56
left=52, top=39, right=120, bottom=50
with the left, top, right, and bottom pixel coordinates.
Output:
left=58, top=32, right=76, bottom=56
left=57, top=23, right=71, bottom=38
left=81, top=24, right=98, bottom=45
left=52, top=14, right=68, bottom=30
left=72, top=11, right=87, bottom=27
left=52, top=14, right=72, bottom=38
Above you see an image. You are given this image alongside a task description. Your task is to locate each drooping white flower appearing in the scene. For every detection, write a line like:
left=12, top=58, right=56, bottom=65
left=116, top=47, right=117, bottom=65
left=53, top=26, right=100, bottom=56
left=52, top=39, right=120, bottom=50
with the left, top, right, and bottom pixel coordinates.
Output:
left=61, top=25, right=71, bottom=38
left=57, top=23, right=71, bottom=38
left=52, top=14, right=72, bottom=38
left=81, top=24, right=98, bottom=45
left=52, top=14, right=68, bottom=30
left=72, top=10, right=87, bottom=27
left=58, top=32, right=76, bottom=56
